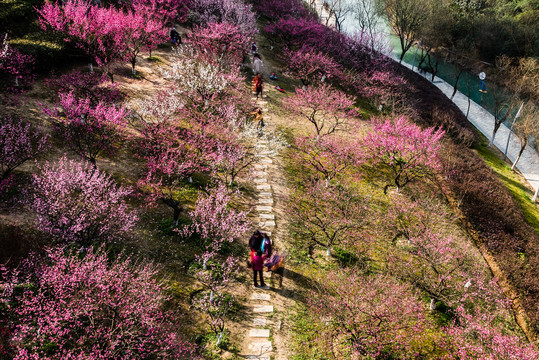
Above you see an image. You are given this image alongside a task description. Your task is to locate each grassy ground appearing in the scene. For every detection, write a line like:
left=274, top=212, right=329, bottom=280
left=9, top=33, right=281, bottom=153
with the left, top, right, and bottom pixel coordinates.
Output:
left=472, top=134, right=539, bottom=236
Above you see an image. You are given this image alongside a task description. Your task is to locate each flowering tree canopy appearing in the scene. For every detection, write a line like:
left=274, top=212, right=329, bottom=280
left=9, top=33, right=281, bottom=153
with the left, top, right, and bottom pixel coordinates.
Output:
left=1, top=247, right=197, bottom=359
left=283, top=46, right=342, bottom=87
left=44, top=91, right=129, bottom=166
left=0, top=116, right=48, bottom=191
left=29, top=157, right=137, bottom=244
left=361, top=116, right=444, bottom=193
left=284, top=84, right=357, bottom=136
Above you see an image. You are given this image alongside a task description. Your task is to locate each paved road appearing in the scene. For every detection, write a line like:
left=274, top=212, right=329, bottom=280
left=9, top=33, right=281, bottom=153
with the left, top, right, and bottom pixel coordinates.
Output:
left=396, top=58, right=539, bottom=193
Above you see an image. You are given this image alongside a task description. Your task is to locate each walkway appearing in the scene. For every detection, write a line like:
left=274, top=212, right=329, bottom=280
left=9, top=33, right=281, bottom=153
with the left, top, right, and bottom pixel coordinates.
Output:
left=393, top=59, right=539, bottom=193
left=240, top=94, right=289, bottom=360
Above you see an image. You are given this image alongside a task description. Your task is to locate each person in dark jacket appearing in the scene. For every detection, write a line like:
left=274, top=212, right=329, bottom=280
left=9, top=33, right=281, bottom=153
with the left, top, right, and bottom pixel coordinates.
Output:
left=249, top=230, right=263, bottom=253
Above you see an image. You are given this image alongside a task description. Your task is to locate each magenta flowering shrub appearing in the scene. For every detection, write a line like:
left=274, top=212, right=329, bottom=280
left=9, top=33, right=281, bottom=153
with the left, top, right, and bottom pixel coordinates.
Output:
left=254, top=0, right=316, bottom=21
left=44, top=91, right=129, bottom=165
left=284, top=84, right=357, bottom=136
left=0, top=35, right=34, bottom=93
left=361, top=116, right=445, bottom=193
left=0, top=116, right=48, bottom=192
left=1, top=247, right=198, bottom=359
left=130, top=0, right=190, bottom=24
left=29, top=157, right=137, bottom=244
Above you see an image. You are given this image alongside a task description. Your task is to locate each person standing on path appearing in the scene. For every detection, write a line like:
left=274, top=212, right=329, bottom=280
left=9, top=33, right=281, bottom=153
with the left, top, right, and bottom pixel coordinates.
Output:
left=262, top=233, right=272, bottom=257
left=252, top=250, right=269, bottom=289
left=253, top=53, right=263, bottom=74
left=253, top=73, right=264, bottom=99
left=253, top=73, right=263, bottom=97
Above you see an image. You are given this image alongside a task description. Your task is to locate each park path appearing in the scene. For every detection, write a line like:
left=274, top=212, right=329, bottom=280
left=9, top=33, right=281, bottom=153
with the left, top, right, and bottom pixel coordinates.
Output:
left=398, top=59, right=539, bottom=192
left=238, top=91, right=293, bottom=360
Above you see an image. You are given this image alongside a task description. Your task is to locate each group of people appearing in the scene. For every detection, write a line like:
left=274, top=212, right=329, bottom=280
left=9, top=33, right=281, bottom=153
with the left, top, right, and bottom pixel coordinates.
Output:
left=248, top=230, right=283, bottom=289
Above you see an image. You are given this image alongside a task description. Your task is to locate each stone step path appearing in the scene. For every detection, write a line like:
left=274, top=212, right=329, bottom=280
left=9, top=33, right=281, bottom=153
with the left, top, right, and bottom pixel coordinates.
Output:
left=242, top=96, right=280, bottom=360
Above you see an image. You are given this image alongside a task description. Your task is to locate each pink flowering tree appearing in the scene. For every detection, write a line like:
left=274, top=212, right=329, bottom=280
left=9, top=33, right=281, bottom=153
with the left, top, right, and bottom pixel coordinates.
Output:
left=442, top=309, right=539, bottom=359
left=44, top=91, right=129, bottom=166
left=138, top=124, right=214, bottom=225
left=284, top=84, right=357, bottom=137
left=182, top=184, right=250, bottom=255
left=361, top=116, right=445, bottom=194
left=0, top=116, right=48, bottom=192
left=189, top=0, right=257, bottom=40
left=283, top=46, right=342, bottom=87
left=352, top=68, right=408, bottom=111
left=0, top=247, right=197, bottom=359
left=187, top=22, right=251, bottom=68
left=29, top=157, right=137, bottom=245
left=308, top=270, right=426, bottom=358
left=286, top=180, right=366, bottom=256
left=38, top=0, right=124, bottom=81
left=291, top=135, right=360, bottom=185
left=120, top=10, right=167, bottom=75
left=191, top=254, right=238, bottom=345
left=45, top=70, right=125, bottom=105
left=209, top=135, right=253, bottom=186
left=130, top=0, right=189, bottom=25
left=0, top=34, right=34, bottom=92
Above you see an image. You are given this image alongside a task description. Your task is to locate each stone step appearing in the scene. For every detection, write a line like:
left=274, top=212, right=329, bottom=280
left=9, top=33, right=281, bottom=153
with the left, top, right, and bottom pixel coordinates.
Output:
left=260, top=158, right=273, bottom=164
left=255, top=153, right=272, bottom=157
left=258, top=198, right=273, bottom=204
left=254, top=171, right=267, bottom=177
left=258, top=192, right=273, bottom=198
left=247, top=355, right=270, bottom=360
left=256, top=205, right=273, bottom=212
left=262, top=221, right=276, bottom=227
left=248, top=341, right=273, bottom=353
left=253, top=305, right=273, bottom=313
left=253, top=317, right=267, bottom=326
left=259, top=214, right=275, bottom=220
left=251, top=293, right=271, bottom=301
left=253, top=164, right=267, bottom=169
left=254, top=178, right=267, bottom=183
left=257, top=184, right=271, bottom=190
left=249, top=329, right=270, bottom=338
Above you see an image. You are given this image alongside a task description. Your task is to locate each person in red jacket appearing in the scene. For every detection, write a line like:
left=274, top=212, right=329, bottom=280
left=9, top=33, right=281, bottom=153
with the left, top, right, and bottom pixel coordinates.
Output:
left=251, top=250, right=269, bottom=289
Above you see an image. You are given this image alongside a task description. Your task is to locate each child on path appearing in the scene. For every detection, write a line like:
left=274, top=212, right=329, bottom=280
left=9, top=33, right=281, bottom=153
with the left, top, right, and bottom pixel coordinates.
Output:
left=250, top=108, right=265, bottom=136
left=252, top=250, right=269, bottom=289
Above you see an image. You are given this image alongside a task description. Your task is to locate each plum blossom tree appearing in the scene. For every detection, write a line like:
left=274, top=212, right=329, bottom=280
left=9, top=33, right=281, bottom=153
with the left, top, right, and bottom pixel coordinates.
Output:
left=361, top=116, right=444, bottom=193
left=44, top=91, right=129, bottom=166
left=187, top=22, right=251, bottom=65
left=308, top=270, right=426, bottom=358
left=191, top=254, right=238, bottom=345
left=29, top=157, right=137, bottom=244
left=284, top=84, right=357, bottom=137
left=45, top=70, right=125, bottom=105
left=291, top=135, right=360, bottom=184
left=163, top=46, right=247, bottom=130
left=189, top=0, right=257, bottom=40
left=0, top=247, right=198, bottom=359
left=286, top=180, right=367, bottom=255
left=182, top=184, right=250, bottom=254
left=129, top=0, right=189, bottom=25
left=0, top=116, right=48, bottom=192
left=38, top=0, right=166, bottom=80
left=283, top=46, right=342, bottom=87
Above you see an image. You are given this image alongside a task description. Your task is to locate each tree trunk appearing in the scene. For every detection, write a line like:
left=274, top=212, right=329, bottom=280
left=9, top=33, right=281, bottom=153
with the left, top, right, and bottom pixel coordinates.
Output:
left=131, top=58, right=137, bottom=76
left=326, top=247, right=332, bottom=256
left=533, top=186, right=539, bottom=202
left=511, top=145, right=526, bottom=171
left=489, top=126, right=497, bottom=147
left=89, top=63, right=94, bottom=73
